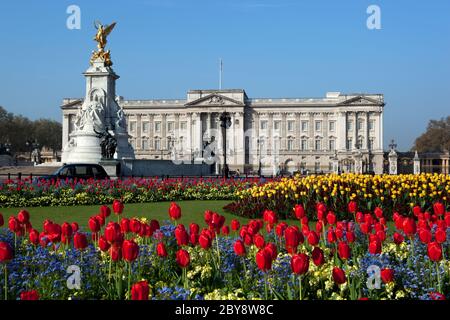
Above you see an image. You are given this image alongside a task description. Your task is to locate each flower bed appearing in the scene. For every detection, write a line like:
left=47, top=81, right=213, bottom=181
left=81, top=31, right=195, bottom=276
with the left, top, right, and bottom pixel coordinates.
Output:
left=0, top=200, right=449, bottom=300
left=0, top=177, right=268, bottom=208
left=225, top=173, right=450, bottom=220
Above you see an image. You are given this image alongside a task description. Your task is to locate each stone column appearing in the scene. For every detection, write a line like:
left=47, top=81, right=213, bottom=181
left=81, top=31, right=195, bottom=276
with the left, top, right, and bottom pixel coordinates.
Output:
left=136, top=114, right=142, bottom=151
left=353, top=112, right=358, bottom=150
left=366, top=112, right=370, bottom=150
left=413, top=151, right=421, bottom=174
left=337, top=111, right=347, bottom=151
left=323, top=112, right=328, bottom=151
left=161, top=113, right=167, bottom=159
left=379, top=112, right=384, bottom=150
left=295, top=112, right=301, bottom=150
left=308, top=113, right=314, bottom=151
left=193, top=112, right=202, bottom=161
left=388, top=149, right=398, bottom=175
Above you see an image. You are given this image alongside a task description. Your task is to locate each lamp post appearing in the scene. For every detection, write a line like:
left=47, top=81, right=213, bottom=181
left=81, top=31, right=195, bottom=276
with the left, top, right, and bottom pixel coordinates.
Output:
left=257, top=138, right=262, bottom=177
left=219, top=111, right=231, bottom=179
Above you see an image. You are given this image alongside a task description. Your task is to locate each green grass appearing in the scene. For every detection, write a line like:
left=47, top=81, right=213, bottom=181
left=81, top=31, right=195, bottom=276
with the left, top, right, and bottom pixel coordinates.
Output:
left=0, top=200, right=253, bottom=232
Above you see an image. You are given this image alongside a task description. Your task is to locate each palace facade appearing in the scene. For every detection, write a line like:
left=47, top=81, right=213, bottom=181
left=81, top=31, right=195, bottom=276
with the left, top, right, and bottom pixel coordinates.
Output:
left=62, top=89, right=385, bottom=175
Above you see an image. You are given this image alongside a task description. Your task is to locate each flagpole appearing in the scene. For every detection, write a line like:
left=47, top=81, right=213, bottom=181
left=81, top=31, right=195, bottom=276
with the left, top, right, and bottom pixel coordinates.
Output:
left=219, top=58, right=223, bottom=90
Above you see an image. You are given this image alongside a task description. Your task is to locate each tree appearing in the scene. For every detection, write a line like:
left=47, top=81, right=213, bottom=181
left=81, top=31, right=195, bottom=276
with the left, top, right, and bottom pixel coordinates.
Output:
left=0, top=106, right=62, bottom=154
left=412, top=116, right=450, bottom=153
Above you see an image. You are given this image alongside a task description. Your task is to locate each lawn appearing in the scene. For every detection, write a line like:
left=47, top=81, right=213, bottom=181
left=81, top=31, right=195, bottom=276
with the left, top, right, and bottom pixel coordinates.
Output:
left=0, top=200, right=254, bottom=231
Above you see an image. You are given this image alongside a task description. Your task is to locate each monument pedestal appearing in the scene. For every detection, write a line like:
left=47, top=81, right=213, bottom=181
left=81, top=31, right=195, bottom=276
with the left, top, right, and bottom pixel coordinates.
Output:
left=99, top=159, right=121, bottom=178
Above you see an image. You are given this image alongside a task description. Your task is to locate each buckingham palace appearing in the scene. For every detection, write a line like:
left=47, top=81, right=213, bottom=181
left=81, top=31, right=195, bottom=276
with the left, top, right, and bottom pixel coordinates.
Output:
left=61, top=89, right=385, bottom=175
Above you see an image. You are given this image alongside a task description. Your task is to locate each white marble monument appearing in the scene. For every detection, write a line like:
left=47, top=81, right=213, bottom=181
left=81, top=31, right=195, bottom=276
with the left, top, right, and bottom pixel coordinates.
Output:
left=61, top=22, right=134, bottom=164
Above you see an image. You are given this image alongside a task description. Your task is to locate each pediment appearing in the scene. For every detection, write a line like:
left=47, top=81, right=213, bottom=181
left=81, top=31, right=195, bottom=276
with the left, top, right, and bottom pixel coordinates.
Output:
left=338, top=96, right=384, bottom=107
left=185, top=93, right=245, bottom=107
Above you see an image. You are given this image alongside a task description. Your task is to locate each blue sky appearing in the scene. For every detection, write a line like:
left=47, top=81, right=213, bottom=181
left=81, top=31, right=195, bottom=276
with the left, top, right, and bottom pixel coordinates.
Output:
left=0, top=0, right=449, bottom=150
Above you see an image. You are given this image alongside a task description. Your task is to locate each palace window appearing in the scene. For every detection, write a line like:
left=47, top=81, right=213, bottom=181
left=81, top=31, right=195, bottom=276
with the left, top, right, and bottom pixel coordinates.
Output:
left=142, top=139, right=149, bottom=150
left=129, top=121, right=136, bottom=132
left=315, top=139, right=322, bottom=151
left=154, top=138, right=161, bottom=150
left=142, top=122, right=149, bottom=133
left=329, top=121, right=336, bottom=132
left=357, top=137, right=364, bottom=149
left=288, top=121, right=295, bottom=131
left=180, top=122, right=187, bottom=131
left=287, top=139, right=294, bottom=151
left=301, top=121, right=308, bottom=132
left=168, top=122, right=174, bottom=132
left=315, top=162, right=321, bottom=173
left=274, top=120, right=281, bottom=130
left=315, top=121, right=322, bottom=132
left=357, top=119, right=364, bottom=131
left=369, top=120, right=375, bottom=131
left=301, top=139, right=308, bottom=151
left=260, top=120, right=268, bottom=130
left=346, top=138, right=353, bottom=150
left=329, top=139, right=336, bottom=151
left=347, top=120, right=353, bottom=131
left=154, top=121, right=161, bottom=132
left=369, top=138, right=375, bottom=150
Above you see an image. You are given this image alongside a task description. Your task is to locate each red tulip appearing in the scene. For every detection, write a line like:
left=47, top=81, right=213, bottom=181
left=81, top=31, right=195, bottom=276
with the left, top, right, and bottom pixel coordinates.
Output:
left=122, top=239, right=139, bottom=262
left=413, top=206, right=422, bottom=217
left=433, top=202, right=445, bottom=216
left=369, top=240, right=382, bottom=255
left=252, top=233, right=265, bottom=249
left=275, top=222, right=288, bottom=237
left=169, top=202, right=181, bottom=220
left=8, top=216, right=20, bottom=233
left=435, top=228, right=446, bottom=244
left=332, top=267, right=347, bottom=285
left=360, top=222, right=371, bottom=235
left=419, top=229, right=432, bottom=244
left=110, top=243, right=122, bottom=261
left=264, top=243, right=277, bottom=261
left=71, top=222, right=79, bottom=233
left=393, top=232, right=404, bottom=245
left=312, top=247, right=325, bottom=266
left=374, top=207, right=383, bottom=219
left=402, top=218, right=416, bottom=237
left=221, top=226, right=230, bottom=235
left=95, top=214, right=105, bottom=227
left=327, top=228, right=337, bottom=244
left=156, top=242, right=168, bottom=257
left=29, top=229, right=39, bottom=245
left=348, top=201, right=358, bottom=214
left=356, top=212, right=364, bottom=223
left=105, top=222, right=122, bottom=244
left=190, top=233, right=198, bottom=246
left=380, top=268, right=394, bottom=283
left=176, top=249, right=190, bottom=268
left=73, top=232, right=88, bottom=250
left=427, top=242, right=443, bottom=262
left=346, top=231, right=356, bottom=243
left=61, top=222, right=73, bottom=238
left=256, top=248, right=272, bottom=272
left=285, top=226, right=302, bottom=254
left=307, top=231, right=320, bottom=246
left=20, top=290, right=39, bottom=300
left=99, top=205, right=111, bottom=218
left=199, top=233, right=212, bottom=250
left=189, top=223, right=200, bottom=235
left=338, top=242, right=351, bottom=260
left=263, top=210, right=278, bottom=225
left=88, top=217, right=101, bottom=233
left=175, top=225, right=189, bottom=246
left=429, top=292, right=446, bottom=300
left=315, top=221, right=324, bottom=233
left=326, top=212, right=336, bottom=225
left=150, top=219, right=160, bottom=232
left=234, top=240, right=246, bottom=256
left=46, top=223, right=62, bottom=243
left=294, top=204, right=305, bottom=219
left=112, top=199, right=124, bottom=215
left=231, top=219, right=240, bottom=231
left=98, top=236, right=110, bottom=252
left=0, top=241, right=14, bottom=262
left=129, top=219, right=142, bottom=234
left=291, top=253, right=309, bottom=275
left=17, top=210, right=30, bottom=224
left=244, top=233, right=253, bottom=246
left=120, top=218, right=130, bottom=233
left=131, top=281, right=149, bottom=300
left=204, top=210, right=213, bottom=225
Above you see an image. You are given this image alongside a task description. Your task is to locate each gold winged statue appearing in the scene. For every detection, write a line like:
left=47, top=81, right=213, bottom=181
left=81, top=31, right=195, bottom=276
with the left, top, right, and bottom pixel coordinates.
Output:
left=90, top=21, right=116, bottom=66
